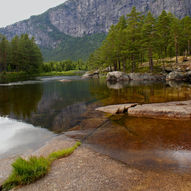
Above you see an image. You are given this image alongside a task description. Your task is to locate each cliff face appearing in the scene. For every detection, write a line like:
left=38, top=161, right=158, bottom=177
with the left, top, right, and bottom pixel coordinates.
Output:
left=0, top=0, right=190, bottom=60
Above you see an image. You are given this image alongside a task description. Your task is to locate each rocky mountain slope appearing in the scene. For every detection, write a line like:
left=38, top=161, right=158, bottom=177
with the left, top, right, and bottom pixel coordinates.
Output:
left=0, top=0, right=191, bottom=61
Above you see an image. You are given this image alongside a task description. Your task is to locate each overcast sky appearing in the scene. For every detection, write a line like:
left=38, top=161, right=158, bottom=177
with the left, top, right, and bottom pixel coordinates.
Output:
left=0, top=0, right=67, bottom=27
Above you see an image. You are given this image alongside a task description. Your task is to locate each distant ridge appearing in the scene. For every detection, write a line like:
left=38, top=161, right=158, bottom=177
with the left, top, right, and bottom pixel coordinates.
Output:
left=0, top=0, right=190, bottom=61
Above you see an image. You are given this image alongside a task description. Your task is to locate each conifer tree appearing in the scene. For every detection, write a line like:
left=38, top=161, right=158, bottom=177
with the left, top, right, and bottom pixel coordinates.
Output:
left=142, top=12, right=157, bottom=71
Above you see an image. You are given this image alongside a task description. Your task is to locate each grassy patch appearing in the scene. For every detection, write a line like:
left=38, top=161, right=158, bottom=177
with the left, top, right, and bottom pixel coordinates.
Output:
left=0, top=70, right=84, bottom=84
left=2, top=142, right=81, bottom=191
left=38, top=70, right=85, bottom=77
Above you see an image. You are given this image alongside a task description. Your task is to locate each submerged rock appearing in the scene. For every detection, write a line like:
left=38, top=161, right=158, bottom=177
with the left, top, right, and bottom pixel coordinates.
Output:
left=106, top=71, right=130, bottom=82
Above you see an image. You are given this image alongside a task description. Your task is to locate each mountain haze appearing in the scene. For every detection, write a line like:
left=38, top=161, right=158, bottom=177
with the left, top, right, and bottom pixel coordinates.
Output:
left=0, top=0, right=191, bottom=61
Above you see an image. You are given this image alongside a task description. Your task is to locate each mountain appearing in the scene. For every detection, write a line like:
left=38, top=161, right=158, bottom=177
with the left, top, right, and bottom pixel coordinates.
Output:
left=0, top=0, right=191, bottom=61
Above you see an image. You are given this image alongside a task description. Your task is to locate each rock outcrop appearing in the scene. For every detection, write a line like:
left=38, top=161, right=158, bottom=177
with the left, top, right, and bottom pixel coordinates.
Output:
left=166, top=71, right=191, bottom=82
left=96, top=100, right=191, bottom=120
left=107, top=72, right=165, bottom=82
left=0, top=0, right=190, bottom=49
left=106, top=71, right=130, bottom=82
left=82, top=71, right=99, bottom=79
left=128, top=73, right=165, bottom=81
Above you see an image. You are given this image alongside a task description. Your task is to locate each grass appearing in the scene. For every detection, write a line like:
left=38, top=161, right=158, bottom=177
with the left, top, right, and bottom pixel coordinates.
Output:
left=38, top=70, right=85, bottom=77
left=2, top=141, right=81, bottom=191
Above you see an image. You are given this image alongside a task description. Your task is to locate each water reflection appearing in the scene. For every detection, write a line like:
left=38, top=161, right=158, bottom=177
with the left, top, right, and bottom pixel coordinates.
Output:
left=0, top=117, right=54, bottom=158
left=1, top=77, right=191, bottom=172
left=0, top=84, right=43, bottom=118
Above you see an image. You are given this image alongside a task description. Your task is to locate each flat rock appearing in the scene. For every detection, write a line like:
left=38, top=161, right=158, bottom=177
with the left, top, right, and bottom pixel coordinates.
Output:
left=96, top=104, right=137, bottom=114
left=128, top=100, right=191, bottom=120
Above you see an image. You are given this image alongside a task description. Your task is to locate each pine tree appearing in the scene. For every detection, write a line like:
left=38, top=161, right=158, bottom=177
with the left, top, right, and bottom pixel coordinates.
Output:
left=169, top=16, right=182, bottom=63
left=181, top=16, right=191, bottom=55
left=156, top=10, right=171, bottom=60
left=142, top=12, right=157, bottom=71
left=126, top=7, right=143, bottom=72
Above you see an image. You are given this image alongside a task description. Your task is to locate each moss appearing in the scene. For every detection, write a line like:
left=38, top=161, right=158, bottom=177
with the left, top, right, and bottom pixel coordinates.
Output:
left=2, top=142, right=81, bottom=191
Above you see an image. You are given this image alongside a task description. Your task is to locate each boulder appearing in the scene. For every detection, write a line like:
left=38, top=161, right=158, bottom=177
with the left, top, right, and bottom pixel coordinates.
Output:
left=166, top=71, right=189, bottom=82
left=106, top=71, right=130, bottom=82
left=82, top=70, right=99, bottom=79
left=96, top=103, right=137, bottom=114
left=128, top=73, right=165, bottom=81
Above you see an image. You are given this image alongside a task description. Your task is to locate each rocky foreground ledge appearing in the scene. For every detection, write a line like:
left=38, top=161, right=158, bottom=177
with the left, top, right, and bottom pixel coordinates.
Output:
left=96, top=100, right=191, bottom=120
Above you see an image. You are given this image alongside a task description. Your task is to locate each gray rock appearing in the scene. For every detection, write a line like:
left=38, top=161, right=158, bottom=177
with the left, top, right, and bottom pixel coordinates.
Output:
left=128, top=73, right=165, bottom=81
left=166, top=71, right=190, bottom=82
left=106, top=71, right=130, bottom=82
left=128, top=100, right=191, bottom=120
left=82, top=71, right=99, bottom=79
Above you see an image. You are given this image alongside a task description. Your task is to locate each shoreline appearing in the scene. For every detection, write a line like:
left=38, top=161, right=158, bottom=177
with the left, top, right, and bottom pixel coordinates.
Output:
left=1, top=134, right=191, bottom=191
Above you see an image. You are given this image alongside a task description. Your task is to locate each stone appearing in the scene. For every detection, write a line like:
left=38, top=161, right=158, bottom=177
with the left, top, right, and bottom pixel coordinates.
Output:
left=128, top=100, right=191, bottom=120
left=96, top=103, right=137, bottom=114
left=166, top=71, right=190, bottom=82
left=128, top=73, right=165, bottom=81
left=82, top=71, right=99, bottom=79
left=106, top=71, right=130, bottom=82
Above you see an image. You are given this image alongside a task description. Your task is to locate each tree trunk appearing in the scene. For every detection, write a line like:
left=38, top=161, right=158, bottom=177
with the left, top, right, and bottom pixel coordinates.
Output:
left=114, top=61, right=117, bottom=71
left=188, top=40, right=190, bottom=56
left=149, top=47, right=153, bottom=72
left=118, top=60, right=121, bottom=71
left=122, top=59, right=126, bottom=72
left=175, top=36, right=178, bottom=64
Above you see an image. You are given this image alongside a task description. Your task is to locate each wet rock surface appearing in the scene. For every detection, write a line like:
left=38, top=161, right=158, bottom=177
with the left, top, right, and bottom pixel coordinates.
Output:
left=128, top=100, right=191, bottom=120
left=96, top=104, right=137, bottom=114
left=96, top=100, right=191, bottom=120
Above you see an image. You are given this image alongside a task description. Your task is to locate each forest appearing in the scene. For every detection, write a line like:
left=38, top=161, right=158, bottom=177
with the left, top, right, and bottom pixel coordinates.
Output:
left=87, top=7, right=191, bottom=72
left=0, top=34, right=43, bottom=74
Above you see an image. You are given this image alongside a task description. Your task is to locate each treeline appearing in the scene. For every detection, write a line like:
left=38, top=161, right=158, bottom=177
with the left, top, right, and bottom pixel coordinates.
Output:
left=0, top=34, right=43, bottom=73
left=42, top=59, right=87, bottom=72
left=88, top=7, right=191, bottom=72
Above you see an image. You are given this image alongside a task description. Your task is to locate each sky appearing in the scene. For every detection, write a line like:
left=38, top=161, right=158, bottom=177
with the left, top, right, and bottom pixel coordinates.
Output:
left=0, top=0, right=67, bottom=27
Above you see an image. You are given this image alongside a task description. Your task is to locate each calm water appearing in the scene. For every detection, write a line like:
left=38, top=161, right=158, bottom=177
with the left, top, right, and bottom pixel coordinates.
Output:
left=1, top=76, right=191, bottom=172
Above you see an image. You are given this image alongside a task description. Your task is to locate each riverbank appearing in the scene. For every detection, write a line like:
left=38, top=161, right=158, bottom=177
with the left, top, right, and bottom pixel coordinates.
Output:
left=0, top=70, right=84, bottom=83
left=1, top=135, right=191, bottom=191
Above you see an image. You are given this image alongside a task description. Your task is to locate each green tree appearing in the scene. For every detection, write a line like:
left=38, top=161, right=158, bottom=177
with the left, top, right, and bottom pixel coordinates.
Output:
left=126, top=7, right=143, bottom=72
left=142, top=12, right=157, bottom=71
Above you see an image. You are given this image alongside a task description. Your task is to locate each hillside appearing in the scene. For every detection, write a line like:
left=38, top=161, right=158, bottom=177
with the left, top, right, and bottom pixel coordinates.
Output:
left=0, top=0, right=191, bottom=61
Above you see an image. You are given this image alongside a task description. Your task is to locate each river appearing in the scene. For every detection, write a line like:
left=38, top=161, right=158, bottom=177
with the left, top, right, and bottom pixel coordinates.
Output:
left=0, top=76, right=191, bottom=173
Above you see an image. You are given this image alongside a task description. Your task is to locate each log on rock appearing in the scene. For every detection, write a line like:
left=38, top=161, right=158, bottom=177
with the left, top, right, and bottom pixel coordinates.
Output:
left=96, top=104, right=137, bottom=114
